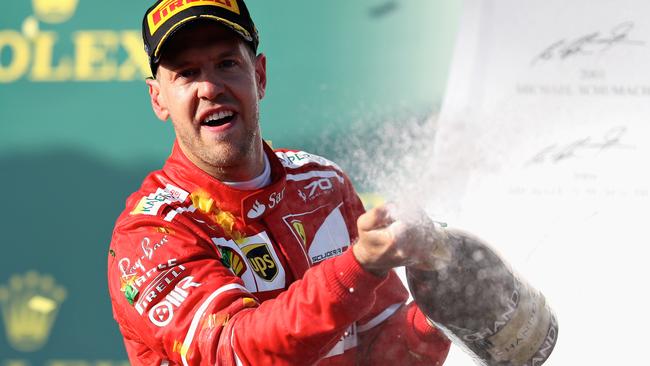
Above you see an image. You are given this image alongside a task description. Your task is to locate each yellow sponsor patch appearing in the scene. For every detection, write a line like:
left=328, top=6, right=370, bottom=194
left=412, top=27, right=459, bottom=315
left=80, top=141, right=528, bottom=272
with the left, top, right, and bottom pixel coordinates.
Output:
left=130, top=196, right=150, bottom=215
left=148, top=0, right=241, bottom=36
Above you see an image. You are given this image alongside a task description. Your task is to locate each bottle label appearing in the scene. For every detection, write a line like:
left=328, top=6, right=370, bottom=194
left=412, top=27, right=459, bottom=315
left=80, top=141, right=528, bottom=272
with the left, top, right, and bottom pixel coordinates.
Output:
left=523, top=313, right=559, bottom=366
left=484, top=282, right=557, bottom=364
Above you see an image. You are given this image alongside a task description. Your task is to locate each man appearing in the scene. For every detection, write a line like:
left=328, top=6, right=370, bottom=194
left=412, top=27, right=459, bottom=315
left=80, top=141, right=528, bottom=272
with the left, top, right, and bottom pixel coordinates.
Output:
left=107, top=1, right=450, bottom=365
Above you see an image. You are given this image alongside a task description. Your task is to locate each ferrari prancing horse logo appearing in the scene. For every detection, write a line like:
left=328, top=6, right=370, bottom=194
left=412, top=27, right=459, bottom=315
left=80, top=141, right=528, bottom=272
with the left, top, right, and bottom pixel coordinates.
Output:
left=291, top=220, right=307, bottom=247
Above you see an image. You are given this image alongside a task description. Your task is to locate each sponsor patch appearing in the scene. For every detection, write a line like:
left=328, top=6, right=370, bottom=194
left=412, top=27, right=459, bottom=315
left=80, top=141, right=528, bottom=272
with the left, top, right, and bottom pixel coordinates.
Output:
left=218, top=246, right=247, bottom=277
left=305, top=205, right=350, bottom=265
left=282, top=204, right=351, bottom=265
left=276, top=151, right=342, bottom=170
left=246, top=200, right=266, bottom=219
left=299, top=178, right=334, bottom=202
left=134, top=265, right=186, bottom=315
left=119, top=258, right=179, bottom=306
left=311, top=246, right=348, bottom=264
left=147, top=275, right=201, bottom=327
left=141, top=236, right=170, bottom=261
left=147, top=0, right=241, bottom=36
left=124, top=284, right=138, bottom=305
left=242, top=243, right=278, bottom=282
left=212, top=231, right=286, bottom=293
left=244, top=187, right=285, bottom=220
left=117, top=235, right=171, bottom=288
left=131, top=184, right=189, bottom=216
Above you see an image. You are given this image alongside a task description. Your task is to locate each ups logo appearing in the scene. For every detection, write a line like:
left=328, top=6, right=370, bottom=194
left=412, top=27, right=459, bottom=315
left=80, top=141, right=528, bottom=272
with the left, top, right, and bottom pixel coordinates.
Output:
left=242, top=243, right=278, bottom=281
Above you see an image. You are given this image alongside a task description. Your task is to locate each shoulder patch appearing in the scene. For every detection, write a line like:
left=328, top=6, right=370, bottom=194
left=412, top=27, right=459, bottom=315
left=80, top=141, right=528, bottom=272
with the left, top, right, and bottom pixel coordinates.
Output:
left=275, top=150, right=342, bottom=171
left=131, top=184, right=189, bottom=216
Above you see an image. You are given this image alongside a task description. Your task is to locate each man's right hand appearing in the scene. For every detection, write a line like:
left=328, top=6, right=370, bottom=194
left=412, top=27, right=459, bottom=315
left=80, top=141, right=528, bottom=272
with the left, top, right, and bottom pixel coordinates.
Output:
left=352, top=205, right=449, bottom=277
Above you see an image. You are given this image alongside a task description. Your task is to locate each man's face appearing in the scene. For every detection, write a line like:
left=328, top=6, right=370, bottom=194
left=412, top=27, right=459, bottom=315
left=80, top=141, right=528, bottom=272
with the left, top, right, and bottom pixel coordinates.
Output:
left=147, top=22, right=267, bottom=180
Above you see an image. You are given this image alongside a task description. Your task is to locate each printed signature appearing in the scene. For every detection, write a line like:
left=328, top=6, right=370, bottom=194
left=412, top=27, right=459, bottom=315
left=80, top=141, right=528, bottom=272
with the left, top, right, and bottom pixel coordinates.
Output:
left=527, top=126, right=633, bottom=165
left=531, top=22, right=645, bottom=65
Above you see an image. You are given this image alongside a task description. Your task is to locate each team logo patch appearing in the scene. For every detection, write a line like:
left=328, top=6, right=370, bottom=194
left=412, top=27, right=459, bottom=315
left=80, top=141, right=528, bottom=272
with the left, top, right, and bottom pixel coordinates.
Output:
left=147, top=0, right=241, bottom=36
left=219, top=246, right=247, bottom=277
left=283, top=204, right=351, bottom=265
left=242, top=243, right=278, bottom=282
left=291, top=220, right=307, bottom=247
left=212, top=231, right=286, bottom=293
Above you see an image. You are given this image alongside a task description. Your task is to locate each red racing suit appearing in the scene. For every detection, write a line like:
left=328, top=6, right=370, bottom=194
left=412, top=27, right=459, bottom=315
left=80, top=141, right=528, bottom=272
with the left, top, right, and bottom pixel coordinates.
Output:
left=107, top=141, right=450, bottom=365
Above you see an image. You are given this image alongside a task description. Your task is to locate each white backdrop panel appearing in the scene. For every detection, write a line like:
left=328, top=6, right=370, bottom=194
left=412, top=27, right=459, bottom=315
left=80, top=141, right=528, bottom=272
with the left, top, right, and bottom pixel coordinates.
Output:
left=430, top=0, right=650, bottom=364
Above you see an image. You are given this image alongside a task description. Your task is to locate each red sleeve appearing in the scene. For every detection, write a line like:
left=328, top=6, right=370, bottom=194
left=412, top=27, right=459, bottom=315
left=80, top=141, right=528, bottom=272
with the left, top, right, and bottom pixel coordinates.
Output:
left=108, top=216, right=388, bottom=366
left=336, top=172, right=451, bottom=365
left=357, top=301, right=451, bottom=366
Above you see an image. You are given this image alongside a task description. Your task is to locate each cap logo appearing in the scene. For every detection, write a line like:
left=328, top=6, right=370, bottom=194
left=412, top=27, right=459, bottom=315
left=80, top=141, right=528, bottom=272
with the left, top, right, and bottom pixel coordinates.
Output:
left=147, top=0, right=241, bottom=36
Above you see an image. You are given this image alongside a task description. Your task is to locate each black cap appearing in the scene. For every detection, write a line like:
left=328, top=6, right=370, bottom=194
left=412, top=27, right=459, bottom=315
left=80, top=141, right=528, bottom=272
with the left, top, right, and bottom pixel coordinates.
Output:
left=142, top=0, right=259, bottom=76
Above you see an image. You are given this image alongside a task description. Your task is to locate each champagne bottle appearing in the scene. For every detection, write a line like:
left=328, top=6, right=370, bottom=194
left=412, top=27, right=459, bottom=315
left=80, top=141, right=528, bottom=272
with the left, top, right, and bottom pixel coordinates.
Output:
left=406, top=229, right=558, bottom=366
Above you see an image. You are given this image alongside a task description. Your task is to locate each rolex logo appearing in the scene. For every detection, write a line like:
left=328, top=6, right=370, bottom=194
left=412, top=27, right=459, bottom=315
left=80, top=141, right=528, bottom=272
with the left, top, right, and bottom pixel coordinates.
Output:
left=0, top=271, right=67, bottom=352
left=32, top=0, right=79, bottom=24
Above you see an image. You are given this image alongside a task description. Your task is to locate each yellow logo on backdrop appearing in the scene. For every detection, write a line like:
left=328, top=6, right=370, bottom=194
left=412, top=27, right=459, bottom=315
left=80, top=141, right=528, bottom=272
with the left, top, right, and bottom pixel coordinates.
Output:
left=0, top=0, right=150, bottom=83
left=33, top=0, right=79, bottom=24
left=147, top=0, right=240, bottom=36
left=0, top=271, right=67, bottom=352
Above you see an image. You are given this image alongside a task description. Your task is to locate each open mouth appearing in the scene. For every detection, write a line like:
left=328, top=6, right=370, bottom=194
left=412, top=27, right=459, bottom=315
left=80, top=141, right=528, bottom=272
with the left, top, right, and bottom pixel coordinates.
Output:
left=202, top=110, right=236, bottom=127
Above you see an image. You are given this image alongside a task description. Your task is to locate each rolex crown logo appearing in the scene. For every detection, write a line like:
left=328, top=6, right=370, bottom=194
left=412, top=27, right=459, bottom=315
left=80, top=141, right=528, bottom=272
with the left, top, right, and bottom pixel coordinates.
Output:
left=32, top=0, right=79, bottom=24
left=0, top=271, right=67, bottom=352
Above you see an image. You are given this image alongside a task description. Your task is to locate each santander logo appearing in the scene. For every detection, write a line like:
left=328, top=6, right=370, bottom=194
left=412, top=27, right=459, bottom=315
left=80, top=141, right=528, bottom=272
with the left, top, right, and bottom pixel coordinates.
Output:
left=247, top=200, right=266, bottom=219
